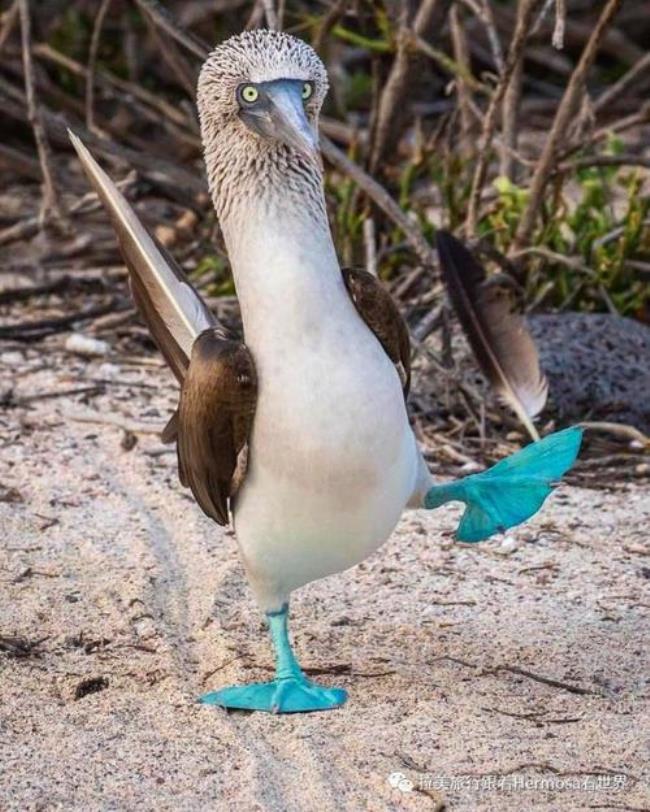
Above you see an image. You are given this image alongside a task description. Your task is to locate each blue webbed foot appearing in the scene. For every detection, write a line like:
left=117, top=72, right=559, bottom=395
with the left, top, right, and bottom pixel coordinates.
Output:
left=200, top=603, right=347, bottom=714
left=425, top=426, right=583, bottom=542
left=200, top=676, right=347, bottom=714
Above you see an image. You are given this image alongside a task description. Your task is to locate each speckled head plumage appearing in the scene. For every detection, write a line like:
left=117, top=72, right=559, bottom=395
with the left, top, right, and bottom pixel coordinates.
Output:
left=197, top=30, right=329, bottom=225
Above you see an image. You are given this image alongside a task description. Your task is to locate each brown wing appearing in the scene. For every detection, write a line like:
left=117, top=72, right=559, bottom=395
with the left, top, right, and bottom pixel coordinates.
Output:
left=175, top=328, right=257, bottom=526
left=68, top=133, right=255, bottom=523
left=342, top=267, right=411, bottom=398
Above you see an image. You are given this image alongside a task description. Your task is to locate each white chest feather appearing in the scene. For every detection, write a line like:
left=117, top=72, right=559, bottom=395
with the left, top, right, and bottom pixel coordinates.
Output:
left=223, top=209, right=419, bottom=609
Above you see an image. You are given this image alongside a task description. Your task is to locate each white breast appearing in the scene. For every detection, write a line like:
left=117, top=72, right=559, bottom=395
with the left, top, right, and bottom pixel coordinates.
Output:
left=224, top=210, right=419, bottom=611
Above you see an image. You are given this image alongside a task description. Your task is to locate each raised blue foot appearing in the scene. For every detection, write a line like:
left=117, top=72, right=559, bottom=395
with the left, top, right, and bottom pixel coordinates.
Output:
left=425, top=426, right=583, bottom=542
left=200, top=604, right=347, bottom=714
left=201, top=676, right=347, bottom=713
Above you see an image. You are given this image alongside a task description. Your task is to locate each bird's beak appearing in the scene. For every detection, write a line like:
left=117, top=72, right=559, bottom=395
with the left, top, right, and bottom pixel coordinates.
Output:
left=239, top=80, right=319, bottom=159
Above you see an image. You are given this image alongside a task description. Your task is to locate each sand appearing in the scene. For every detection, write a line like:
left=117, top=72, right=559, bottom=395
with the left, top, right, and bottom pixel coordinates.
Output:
left=1, top=346, right=649, bottom=811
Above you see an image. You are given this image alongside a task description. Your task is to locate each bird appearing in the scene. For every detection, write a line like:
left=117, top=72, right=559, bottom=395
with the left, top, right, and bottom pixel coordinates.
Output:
left=69, top=29, right=582, bottom=714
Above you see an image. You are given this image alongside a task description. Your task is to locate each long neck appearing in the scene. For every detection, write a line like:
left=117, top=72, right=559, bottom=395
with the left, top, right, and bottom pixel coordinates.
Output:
left=213, top=155, right=346, bottom=344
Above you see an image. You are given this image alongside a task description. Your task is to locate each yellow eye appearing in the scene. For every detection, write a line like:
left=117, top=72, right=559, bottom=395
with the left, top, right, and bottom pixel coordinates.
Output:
left=241, top=85, right=259, bottom=103
left=301, top=82, right=313, bottom=101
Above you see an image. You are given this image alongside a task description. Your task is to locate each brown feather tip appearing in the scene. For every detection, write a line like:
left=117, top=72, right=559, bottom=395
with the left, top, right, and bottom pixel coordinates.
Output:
left=436, top=231, right=548, bottom=441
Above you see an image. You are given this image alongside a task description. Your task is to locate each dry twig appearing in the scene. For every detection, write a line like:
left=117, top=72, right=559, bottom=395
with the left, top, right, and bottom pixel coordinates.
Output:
left=594, top=51, right=650, bottom=114
left=141, top=11, right=196, bottom=96
left=0, top=0, right=18, bottom=54
left=493, top=664, right=594, bottom=695
left=34, top=43, right=195, bottom=132
left=465, top=0, right=543, bottom=236
left=313, top=0, right=348, bottom=53
left=64, top=409, right=166, bottom=435
left=261, top=0, right=278, bottom=31
left=480, top=0, right=504, bottom=70
left=513, top=0, right=625, bottom=250
left=0, top=162, right=137, bottom=248
left=498, top=0, right=530, bottom=180
left=411, top=32, right=490, bottom=95
left=0, top=142, right=41, bottom=180
left=449, top=4, right=475, bottom=158
left=363, top=217, right=378, bottom=277
left=370, top=0, right=452, bottom=172
left=17, top=0, right=64, bottom=225
left=557, top=153, right=650, bottom=172
left=321, top=136, right=437, bottom=271
left=0, top=76, right=203, bottom=204
left=85, top=0, right=112, bottom=135
left=458, top=0, right=504, bottom=70
left=579, top=422, right=649, bottom=448
left=131, top=0, right=209, bottom=60
left=552, top=0, right=567, bottom=50
left=0, top=300, right=127, bottom=341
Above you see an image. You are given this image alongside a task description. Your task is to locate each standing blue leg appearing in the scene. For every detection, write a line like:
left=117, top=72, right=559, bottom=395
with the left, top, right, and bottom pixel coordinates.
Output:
left=200, top=604, right=347, bottom=713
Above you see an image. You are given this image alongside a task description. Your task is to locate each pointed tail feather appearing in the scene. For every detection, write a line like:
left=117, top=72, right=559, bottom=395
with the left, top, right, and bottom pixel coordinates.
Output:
left=425, top=427, right=583, bottom=542
left=68, top=130, right=218, bottom=382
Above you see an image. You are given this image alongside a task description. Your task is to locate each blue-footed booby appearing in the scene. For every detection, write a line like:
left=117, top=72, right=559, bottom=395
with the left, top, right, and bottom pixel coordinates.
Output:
left=69, top=29, right=582, bottom=714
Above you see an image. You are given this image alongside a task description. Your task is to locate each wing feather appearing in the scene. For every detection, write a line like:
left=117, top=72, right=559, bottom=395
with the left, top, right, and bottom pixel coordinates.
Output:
left=68, top=130, right=216, bottom=381
left=69, top=131, right=256, bottom=524
left=342, top=268, right=411, bottom=398
left=176, top=330, right=257, bottom=525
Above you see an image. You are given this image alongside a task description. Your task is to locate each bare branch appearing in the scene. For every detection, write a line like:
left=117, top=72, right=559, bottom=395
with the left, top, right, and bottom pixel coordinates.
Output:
left=321, top=136, right=437, bottom=271
left=552, top=0, right=567, bottom=50
left=18, top=0, right=65, bottom=225
left=131, top=0, right=209, bottom=60
left=481, top=0, right=504, bottom=72
left=556, top=153, right=650, bottom=172
left=35, top=42, right=196, bottom=132
left=410, top=31, right=490, bottom=95
left=465, top=0, right=543, bottom=236
left=530, top=0, right=555, bottom=36
left=244, top=1, right=265, bottom=30
left=370, top=0, right=452, bottom=172
left=460, top=0, right=503, bottom=72
left=363, top=218, right=378, bottom=277
left=513, top=0, right=625, bottom=251
left=142, top=12, right=197, bottom=96
left=0, top=0, right=18, bottom=55
left=85, top=0, right=112, bottom=135
left=313, top=0, right=348, bottom=53
left=262, top=0, right=278, bottom=30
left=449, top=4, right=475, bottom=158
left=0, top=142, right=41, bottom=181
left=500, top=54, right=522, bottom=180
left=0, top=74, right=204, bottom=203
left=557, top=101, right=650, bottom=165
left=594, top=51, right=650, bottom=114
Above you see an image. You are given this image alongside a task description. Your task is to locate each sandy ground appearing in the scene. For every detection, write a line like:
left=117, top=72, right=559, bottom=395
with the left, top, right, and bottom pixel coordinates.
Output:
left=1, top=345, right=649, bottom=812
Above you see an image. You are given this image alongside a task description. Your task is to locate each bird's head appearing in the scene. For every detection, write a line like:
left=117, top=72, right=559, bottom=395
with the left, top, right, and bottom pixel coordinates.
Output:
left=198, top=31, right=328, bottom=218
